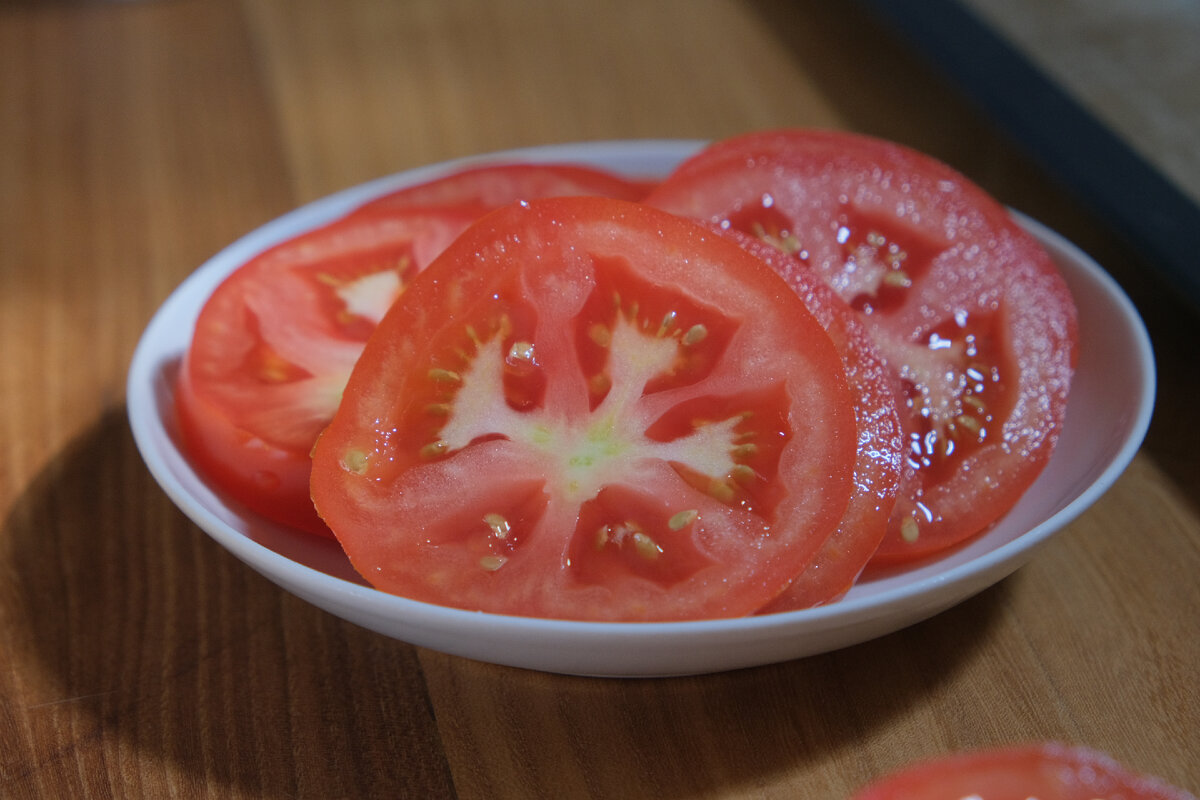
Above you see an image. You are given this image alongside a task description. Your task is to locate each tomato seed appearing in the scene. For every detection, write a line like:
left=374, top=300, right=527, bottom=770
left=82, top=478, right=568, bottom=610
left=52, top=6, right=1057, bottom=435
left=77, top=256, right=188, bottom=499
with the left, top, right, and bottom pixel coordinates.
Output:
left=732, top=443, right=758, bottom=458
left=668, top=509, right=699, bottom=531
left=341, top=449, right=369, bottom=475
left=632, top=532, right=663, bottom=560
left=708, top=479, right=736, bottom=504
left=730, top=464, right=756, bottom=484
left=657, top=310, right=678, bottom=337
left=681, top=324, right=708, bottom=346
left=588, top=323, right=612, bottom=348
left=954, top=414, right=982, bottom=434
left=420, top=440, right=449, bottom=459
left=507, top=340, right=535, bottom=363
left=750, top=220, right=803, bottom=255
left=479, top=555, right=507, bottom=571
left=483, top=512, right=510, bottom=539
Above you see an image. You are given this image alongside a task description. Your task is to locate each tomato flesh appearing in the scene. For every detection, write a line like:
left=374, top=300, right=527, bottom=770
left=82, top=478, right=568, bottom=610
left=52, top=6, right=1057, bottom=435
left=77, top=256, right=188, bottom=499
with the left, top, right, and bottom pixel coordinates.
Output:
left=177, top=206, right=481, bottom=535
left=310, top=197, right=858, bottom=621
left=852, top=743, right=1196, bottom=800
left=647, top=129, right=1078, bottom=562
left=720, top=230, right=903, bottom=611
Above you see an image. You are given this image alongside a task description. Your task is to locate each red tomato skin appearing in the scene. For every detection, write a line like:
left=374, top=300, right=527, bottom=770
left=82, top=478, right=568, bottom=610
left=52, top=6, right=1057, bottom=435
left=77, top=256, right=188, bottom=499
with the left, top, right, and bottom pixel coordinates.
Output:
left=354, top=162, right=656, bottom=213
left=647, top=129, right=1078, bottom=564
left=310, top=197, right=859, bottom=621
left=852, top=743, right=1197, bottom=800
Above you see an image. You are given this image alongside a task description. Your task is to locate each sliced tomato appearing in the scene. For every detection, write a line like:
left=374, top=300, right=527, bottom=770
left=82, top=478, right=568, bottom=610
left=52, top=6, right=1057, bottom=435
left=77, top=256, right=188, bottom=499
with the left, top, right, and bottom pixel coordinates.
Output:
left=309, top=197, right=858, bottom=621
left=852, top=743, right=1196, bottom=800
left=647, top=129, right=1078, bottom=563
left=177, top=205, right=482, bottom=535
left=718, top=230, right=903, bottom=611
left=353, top=161, right=655, bottom=214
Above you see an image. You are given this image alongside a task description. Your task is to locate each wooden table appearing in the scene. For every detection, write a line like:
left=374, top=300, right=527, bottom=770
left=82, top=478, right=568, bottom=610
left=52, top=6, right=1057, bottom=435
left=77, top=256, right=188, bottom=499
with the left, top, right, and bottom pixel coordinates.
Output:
left=2, top=1, right=1196, bottom=796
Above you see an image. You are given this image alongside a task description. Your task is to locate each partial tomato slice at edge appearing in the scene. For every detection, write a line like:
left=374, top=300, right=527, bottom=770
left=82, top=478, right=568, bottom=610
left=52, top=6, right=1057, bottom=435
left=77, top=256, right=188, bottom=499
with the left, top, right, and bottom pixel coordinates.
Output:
left=177, top=205, right=482, bottom=536
left=311, top=197, right=858, bottom=621
left=354, top=161, right=656, bottom=214
left=851, top=743, right=1197, bottom=800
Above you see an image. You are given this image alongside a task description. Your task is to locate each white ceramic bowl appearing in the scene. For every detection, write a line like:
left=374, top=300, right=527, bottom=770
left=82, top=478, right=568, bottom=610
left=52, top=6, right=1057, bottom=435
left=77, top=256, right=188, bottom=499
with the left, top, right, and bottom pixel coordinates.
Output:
left=126, top=141, right=1155, bottom=677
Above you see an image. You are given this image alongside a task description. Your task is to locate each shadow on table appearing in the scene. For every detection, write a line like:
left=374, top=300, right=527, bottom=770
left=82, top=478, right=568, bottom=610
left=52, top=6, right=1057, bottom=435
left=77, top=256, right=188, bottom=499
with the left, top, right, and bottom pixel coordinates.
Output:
left=4, top=407, right=1009, bottom=799
left=3, top=408, right=457, bottom=799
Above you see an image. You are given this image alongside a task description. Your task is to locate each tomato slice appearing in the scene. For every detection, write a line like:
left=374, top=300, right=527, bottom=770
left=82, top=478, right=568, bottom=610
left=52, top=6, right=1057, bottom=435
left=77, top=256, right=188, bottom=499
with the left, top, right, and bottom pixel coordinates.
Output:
left=647, top=130, right=1078, bottom=563
left=309, top=197, right=858, bottom=621
left=353, top=161, right=656, bottom=214
left=719, top=230, right=903, bottom=610
left=852, top=743, right=1196, bottom=800
left=177, top=205, right=481, bottom=535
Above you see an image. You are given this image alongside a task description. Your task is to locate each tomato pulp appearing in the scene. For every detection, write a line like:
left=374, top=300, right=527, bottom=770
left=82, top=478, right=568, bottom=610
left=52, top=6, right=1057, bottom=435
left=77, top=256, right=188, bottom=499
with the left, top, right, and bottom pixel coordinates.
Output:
left=648, top=130, right=1078, bottom=563
left=310, top=197, right=859, bottom=621
left=177, top=206, right=481, bottom=535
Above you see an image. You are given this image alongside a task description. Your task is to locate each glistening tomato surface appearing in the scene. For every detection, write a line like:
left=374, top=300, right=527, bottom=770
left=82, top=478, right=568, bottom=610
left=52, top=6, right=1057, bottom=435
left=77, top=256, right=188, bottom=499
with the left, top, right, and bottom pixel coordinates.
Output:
left=647, top=129, right=1078, bottom=563
left=177, top=206, right=481, bottom=535
left=353, top=161, right=655, bottom=214
left=310, top=197, right=858, bottom=621
left=718, top=229, right=903, bottom=611
left=851, top=743, right=1196, bottom=800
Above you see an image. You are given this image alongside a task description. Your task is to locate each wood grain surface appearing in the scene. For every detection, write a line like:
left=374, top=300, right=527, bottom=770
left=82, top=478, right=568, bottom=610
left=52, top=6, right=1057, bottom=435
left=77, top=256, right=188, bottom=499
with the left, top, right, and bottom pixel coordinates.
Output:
left=1, top=1, right=1196, bottom=797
